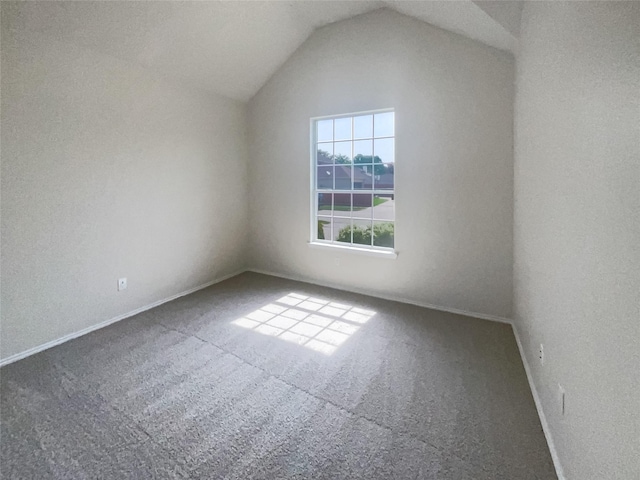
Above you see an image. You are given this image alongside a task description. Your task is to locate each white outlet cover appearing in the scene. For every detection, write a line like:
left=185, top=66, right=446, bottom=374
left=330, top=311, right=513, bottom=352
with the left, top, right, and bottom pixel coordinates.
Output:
left=118, top=278, right=127, bottom=291
left=539, top=344, right=544, bottom=366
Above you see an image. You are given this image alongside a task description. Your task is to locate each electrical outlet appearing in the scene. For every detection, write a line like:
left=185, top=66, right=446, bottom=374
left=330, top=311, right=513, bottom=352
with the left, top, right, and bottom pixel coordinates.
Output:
left=118, top=278, right=127, bottom=291
left=539, top=344, right=544, bottom=366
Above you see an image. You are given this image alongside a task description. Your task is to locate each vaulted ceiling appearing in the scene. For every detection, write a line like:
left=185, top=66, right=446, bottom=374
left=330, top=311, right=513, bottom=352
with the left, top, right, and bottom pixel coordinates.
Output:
left=2, top=1, right=521, bottom=102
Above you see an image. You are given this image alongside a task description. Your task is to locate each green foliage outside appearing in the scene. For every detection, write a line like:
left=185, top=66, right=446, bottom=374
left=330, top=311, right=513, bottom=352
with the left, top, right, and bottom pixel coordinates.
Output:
left=318, top=149, right=393, bottom=176
left=336, top=222, right=394, bottom=248
left=318, top=196, right=388, bottom=212
left=317, top=220, right=329, bottom=240
left=372, top=196, right=388, bottom=207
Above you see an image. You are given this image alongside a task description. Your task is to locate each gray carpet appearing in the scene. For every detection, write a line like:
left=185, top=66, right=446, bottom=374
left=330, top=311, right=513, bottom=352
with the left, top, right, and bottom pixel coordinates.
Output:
left=0, top=272, right=556, bottom=479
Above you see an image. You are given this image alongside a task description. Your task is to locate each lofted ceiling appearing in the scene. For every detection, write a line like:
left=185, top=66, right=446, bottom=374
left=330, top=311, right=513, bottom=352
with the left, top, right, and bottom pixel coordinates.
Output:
left=1, top=1, right=520, bottom=102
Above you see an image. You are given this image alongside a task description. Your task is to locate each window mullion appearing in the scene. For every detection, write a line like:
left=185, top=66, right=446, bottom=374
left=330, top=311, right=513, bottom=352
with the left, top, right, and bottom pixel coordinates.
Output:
left=312, top=110, right=394, bottom=250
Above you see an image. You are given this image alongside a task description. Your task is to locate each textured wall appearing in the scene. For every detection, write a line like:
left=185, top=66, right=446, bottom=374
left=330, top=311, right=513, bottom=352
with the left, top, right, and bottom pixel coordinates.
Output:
left=474, top=1, right=523, bottom=38
left=248, top=9, right=515, bottom=319
left=1, top=24, right=249, bottom=360
left=514, top=2, right=640, bottom=478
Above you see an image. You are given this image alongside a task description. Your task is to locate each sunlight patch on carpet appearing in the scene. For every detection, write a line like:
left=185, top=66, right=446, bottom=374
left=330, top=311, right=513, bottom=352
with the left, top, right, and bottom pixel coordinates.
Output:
left=231, top=293, right=376, bottom=354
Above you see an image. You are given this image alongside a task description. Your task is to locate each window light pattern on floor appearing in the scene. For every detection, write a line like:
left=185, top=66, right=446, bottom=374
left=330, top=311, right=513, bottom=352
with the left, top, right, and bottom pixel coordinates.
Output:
left=231, top=293, right=376, bottom=355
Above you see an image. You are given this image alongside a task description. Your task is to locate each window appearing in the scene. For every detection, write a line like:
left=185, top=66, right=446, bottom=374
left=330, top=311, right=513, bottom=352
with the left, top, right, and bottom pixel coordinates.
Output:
left=311, top=110, right=395, bottom=251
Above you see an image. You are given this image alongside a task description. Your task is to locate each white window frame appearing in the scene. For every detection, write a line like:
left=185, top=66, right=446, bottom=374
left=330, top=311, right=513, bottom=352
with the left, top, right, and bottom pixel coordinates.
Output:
left=309, top=109, right=396, bottom=257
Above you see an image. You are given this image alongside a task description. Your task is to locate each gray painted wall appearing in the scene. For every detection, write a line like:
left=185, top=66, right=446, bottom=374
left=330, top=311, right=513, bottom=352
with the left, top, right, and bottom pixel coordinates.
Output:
left=3, top=3, right=638, bottom=477
left=248, top=9, right=515, bottom=319
left=1, top=27, right=249, bottom=360
left=474, top=1, right=523, bottom=38
left=514, top=2, right=640, bottom=479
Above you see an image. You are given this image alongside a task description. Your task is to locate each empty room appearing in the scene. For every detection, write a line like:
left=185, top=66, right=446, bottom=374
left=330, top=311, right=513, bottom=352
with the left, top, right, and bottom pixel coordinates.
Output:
left=1, top=1, right=638, bottom=479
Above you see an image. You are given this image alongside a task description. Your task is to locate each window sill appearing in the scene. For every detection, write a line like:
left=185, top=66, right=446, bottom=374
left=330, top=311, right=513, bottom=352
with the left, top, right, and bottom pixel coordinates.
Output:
left=308, top=241, right=398, bottom=259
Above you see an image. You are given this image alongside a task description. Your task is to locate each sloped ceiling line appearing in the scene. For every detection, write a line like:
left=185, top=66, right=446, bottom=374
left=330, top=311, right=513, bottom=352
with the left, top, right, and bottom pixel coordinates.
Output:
left=2, top=0, right=519, bottom=102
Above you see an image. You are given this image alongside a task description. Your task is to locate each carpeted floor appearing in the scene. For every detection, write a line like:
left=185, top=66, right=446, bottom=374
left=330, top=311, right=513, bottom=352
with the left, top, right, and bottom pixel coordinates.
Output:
left=0, top=272, right=556, bottom=479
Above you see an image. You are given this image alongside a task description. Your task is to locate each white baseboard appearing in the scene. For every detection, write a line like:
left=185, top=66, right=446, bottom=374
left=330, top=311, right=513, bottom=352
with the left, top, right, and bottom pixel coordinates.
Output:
left=249, top=268, right=565, bottom=479
left=512, top=324, right=566, bottom=480
left=247, top=268, right=512, bottom=325
left=0, top=269, right=245, bottom=367
left=0, top=265, right=566, bottom=480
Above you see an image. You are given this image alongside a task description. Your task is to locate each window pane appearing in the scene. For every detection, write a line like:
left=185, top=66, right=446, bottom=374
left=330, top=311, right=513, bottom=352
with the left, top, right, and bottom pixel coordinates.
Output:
left=317, top=216, right=331, bottom=240
left=332, top=193, right=351, bottom=217
left=313, top=111, right=394, bottom=250
left=317, top=166, right=333, bottom=190
left=353, top=164, right=372, bottom=190
left=353, top=218, right=372, bottom=246
left=335, top=220, right=351, bottom=243
left=334, top=117, right=352, bottom=141
left=354, top=115, right=373, bottom=139
left=317, top=193, right=332, bottom=216
left=317, top=119, right=333, bottom=142
left=373, top=193, right=394, bottom=220
left=334, top=165, right=352, bottom=190
left=353, top=193, right=373, bottom=218
left=317, top=144, right=333, bottom=164
left=353, top=139, right=372, bottom=159
left=373, top=221, right=394, bottom=248
left=374, top=165, right=394, bottom=190
left=333, top=141, right=352, bottom=163
left=374, top=112, right=394, bottom=137
left=374, top=138, right=394, bottom=164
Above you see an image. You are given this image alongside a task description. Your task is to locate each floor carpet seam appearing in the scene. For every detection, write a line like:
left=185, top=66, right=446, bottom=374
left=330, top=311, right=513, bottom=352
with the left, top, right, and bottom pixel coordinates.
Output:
left=157, top=322, right=449, bottom=457
left=1, top=273, right=558, bottom=479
